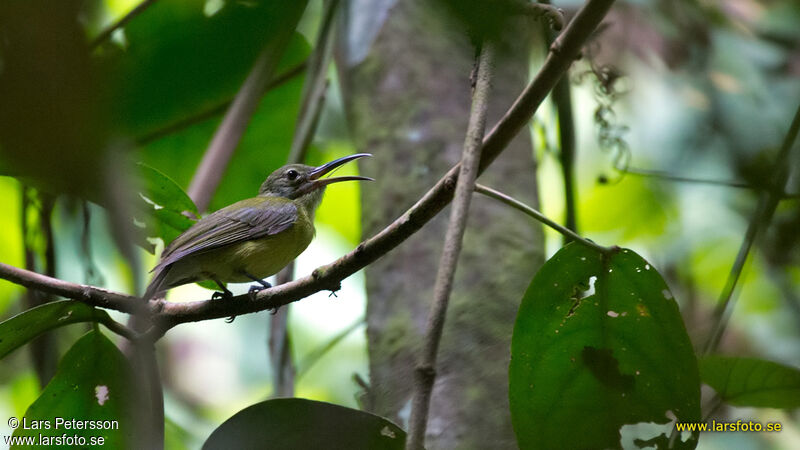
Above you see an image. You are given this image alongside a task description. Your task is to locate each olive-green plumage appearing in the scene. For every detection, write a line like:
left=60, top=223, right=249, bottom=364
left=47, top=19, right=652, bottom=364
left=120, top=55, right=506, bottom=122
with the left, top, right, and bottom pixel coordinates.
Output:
left=144, top=154, right=371, bottom=300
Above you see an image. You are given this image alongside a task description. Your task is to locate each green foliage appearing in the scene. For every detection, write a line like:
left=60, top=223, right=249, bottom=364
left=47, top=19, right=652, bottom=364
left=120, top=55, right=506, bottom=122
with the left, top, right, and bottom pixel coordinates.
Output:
left=0, top=177, right=23, bottom=313
left=113, top=0, right=310, bottom=212
left=137, top=163, right=197, bottom=215
left=101, top=0, right=305, bottom=138
left=12, top=330, right=137, bottom=448
left=202, top=398, right=405, bottom=450
left=700, top=356, right=800, bottom=409
left=0, top=301, right=109, bottom=360
left=134, top=163, right=197, bottom=253
left=509, top=243, right=700, bottom=449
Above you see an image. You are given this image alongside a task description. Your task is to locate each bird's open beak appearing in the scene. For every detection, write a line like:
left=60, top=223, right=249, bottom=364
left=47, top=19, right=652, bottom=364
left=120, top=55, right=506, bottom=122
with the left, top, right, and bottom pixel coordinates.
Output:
left=308, top=153, right=373, bottom=187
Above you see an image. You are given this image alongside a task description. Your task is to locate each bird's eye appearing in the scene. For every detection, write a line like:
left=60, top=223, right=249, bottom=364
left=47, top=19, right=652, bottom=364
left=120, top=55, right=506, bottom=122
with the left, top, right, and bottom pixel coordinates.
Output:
left=286, top=169, right=299, bottom=181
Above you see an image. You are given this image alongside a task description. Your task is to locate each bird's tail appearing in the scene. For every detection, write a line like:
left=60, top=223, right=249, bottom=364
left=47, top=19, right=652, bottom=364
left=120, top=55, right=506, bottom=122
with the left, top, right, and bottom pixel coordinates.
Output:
left=143, top=265, right=169, bottom=301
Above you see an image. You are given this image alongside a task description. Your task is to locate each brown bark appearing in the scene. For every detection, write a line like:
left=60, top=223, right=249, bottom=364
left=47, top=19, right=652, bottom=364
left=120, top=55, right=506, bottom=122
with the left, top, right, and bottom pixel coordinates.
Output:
left=338, top=1, right=545, bottom=447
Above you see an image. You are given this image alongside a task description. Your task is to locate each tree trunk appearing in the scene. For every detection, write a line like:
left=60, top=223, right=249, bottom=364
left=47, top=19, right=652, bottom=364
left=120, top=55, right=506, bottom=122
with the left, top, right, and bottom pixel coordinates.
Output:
left=337, top=1, right=545, bottom=447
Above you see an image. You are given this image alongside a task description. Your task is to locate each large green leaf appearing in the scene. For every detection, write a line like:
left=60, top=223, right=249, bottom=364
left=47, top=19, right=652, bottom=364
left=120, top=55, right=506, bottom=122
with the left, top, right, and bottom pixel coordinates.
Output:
left=12, top=330, right=137, bottom=448
left=0, top=301, right=109, bottom=360
left=509, top=243, right=701, bottom=449
left=202, top=398, right=405, bottom=450
left=101, top=0, right=307, bottom=138
left=700, top=356, right=800, bottom=409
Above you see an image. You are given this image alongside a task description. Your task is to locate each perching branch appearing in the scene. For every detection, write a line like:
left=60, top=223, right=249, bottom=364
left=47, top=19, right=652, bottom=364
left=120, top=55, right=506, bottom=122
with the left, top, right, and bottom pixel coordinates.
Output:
left=0, top=0, right=616, bottom=336
left=474, top=184, right=613, bottom=254
left=187, top=1, right=309, bottom=213
left=405, top=42, right=494, bottom=450
left=157, top=0, right=616, bottom=328
left=0, top=262, right=146, bottom=314
left=702, top=101, right=800, bottom=355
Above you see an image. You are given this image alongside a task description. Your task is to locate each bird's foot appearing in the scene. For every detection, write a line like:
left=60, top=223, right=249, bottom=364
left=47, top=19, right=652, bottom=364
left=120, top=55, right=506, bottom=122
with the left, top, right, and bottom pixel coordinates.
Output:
left=211, top=290, right=233, bottom=301
left=269, top=306, right=280, bottom=315
left=211, top=279, right=233, bottom=301
left=225, top=315, right=236, bottom=323
left=247, top=281, right=272, bottom=301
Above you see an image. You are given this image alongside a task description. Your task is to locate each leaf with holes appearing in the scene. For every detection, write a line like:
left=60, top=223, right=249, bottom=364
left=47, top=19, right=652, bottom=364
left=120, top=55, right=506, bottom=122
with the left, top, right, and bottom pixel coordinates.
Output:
left=509, top=243, right=701, bottom=449
left=0, top=301, right=109, bottom=360
left=203, top=398, right=405, bottom=450
left=12, top=331, right=138, bottom=448
left=700, top=356, right=800, bottom=409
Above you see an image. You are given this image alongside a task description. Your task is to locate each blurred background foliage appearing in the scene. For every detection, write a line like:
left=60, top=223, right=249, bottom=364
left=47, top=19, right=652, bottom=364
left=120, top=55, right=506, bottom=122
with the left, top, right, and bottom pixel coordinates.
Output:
left=0, top=0, right=798, bottom=448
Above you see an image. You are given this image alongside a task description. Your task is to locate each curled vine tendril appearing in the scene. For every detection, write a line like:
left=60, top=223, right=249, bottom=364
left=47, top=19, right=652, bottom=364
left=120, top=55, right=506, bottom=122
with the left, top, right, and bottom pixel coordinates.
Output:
left=576, top=40, right=633, bottom=185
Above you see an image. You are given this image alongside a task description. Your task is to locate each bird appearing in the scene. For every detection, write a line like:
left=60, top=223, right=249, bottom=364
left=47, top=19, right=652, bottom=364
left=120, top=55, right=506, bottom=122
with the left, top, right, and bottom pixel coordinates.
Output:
left=143, top=153, right=372, bottom=301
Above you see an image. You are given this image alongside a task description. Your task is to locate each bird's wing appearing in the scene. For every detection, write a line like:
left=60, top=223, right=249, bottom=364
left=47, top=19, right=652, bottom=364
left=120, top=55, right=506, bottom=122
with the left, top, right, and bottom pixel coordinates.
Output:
left=155, top=199, right=298, bottom=271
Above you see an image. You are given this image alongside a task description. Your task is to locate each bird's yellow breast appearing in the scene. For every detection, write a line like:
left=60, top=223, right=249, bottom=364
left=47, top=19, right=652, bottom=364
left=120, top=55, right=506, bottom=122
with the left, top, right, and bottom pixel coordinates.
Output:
left=165, top=209, right=315, bottom=285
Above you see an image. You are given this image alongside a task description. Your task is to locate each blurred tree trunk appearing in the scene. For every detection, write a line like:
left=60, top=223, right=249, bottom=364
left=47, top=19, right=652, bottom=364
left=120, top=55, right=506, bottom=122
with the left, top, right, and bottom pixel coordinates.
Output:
left=337, top=1, right=544, bottom=447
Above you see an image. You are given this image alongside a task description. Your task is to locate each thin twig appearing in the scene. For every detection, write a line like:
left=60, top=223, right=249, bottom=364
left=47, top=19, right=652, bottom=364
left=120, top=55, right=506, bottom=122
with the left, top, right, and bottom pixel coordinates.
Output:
left=99, top=315, right=140, bottom=342
left=269, top=0, right=341, bottom=398
left=541, top=0, right=578, bottom=239
left=287, top=0, right=340, bottom=163
left=474, top=184, right=613, bottom=254
left=132, top=340, right=164, bottom=450
left=406, top=42, right=495, bottom=450
left=0, top=0, right=616, bottom=333
left=702, top=101, right=800, bottom=355
left=621, top=166, right=754, bottom=189
left=136, top=62, right=307, bottom=146
left=187, top=2, right=309, bottom=212
left=89, top=0, right=158, bottom=49
left=295, top=318, right=365, bottom=381
left=512, top=1, right=565, bottom=31
left=21, top=188, right=58, bottom=386
left=613, top=165, right=800, bottom=198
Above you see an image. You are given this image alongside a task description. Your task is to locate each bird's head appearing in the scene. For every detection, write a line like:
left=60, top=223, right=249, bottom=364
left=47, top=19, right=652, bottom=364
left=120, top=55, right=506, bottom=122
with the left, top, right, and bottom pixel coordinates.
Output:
left=259, top=153, right=373, bottom=208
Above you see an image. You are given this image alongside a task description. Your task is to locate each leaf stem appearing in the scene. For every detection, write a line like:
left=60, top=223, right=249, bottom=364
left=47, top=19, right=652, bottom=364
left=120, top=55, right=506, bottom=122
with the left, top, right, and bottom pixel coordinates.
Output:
left=474, top=184, right=613, bottom=255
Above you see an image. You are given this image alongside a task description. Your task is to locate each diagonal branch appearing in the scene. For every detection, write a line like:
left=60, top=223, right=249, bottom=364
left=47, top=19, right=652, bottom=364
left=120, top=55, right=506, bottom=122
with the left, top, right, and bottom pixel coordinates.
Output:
left=159, top=0, right=616, bottom=327
left=405, top=42, right=494, bottom=450
left=135, top=62, right=307, bottom=146
left=187, top=2, right=309, bottom=212
left=702, top=101, right=800, bottom=355
left=474, top=184, right=613, bottom=254
left=0, top=0, right=617, bottom=337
